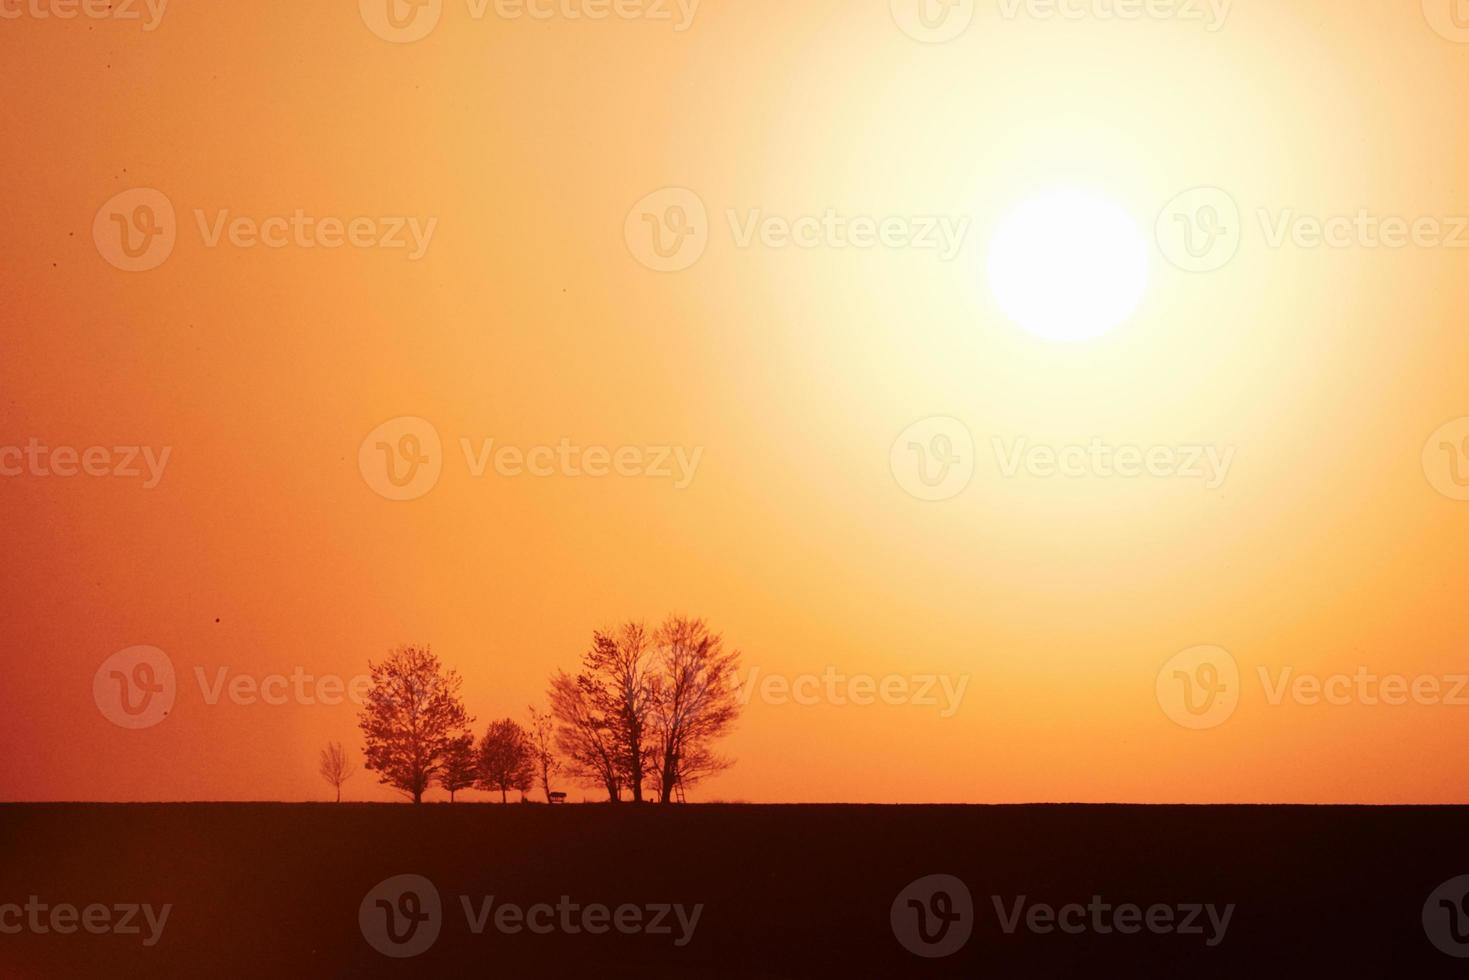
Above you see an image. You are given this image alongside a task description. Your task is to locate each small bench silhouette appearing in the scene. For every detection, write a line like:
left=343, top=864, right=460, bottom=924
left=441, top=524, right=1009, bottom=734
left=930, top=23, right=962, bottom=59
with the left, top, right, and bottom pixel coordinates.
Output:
left=548, top=792, right=568, bottom=804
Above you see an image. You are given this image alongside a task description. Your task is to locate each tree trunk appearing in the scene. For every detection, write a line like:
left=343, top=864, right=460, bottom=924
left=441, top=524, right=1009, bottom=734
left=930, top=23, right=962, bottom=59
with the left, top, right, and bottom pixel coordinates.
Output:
left=335, top=786, right=341, bottom=804
left=413, top=787, right=423, bottom=805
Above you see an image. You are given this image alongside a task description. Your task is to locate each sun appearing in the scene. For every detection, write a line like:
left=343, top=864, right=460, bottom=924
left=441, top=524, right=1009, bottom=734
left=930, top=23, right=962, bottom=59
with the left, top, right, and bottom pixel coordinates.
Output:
left=987, top=189, right=1150, bottom=343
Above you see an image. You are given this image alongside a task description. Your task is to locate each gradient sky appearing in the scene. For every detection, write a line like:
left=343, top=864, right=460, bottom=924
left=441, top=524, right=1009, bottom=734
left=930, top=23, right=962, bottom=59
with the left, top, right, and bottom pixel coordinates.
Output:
left=3, top=0, right=1469, bottom=803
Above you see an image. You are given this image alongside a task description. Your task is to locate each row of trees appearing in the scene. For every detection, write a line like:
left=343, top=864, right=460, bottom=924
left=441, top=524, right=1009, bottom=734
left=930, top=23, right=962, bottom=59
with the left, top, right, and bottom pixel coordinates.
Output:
left=341, top=617, right=742, bottom=804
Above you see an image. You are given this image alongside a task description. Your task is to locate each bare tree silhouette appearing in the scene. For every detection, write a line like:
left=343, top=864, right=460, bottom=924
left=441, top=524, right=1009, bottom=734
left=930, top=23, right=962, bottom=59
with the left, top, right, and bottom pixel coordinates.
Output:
left=549, top=670, right=625, bottom=802
left=547, top=616, right=743, bottom=803
left=358, top=645, right=474, bottom=804
left=649, top=616, right=743, bottom=803
left=527, top=704, right=562, bottom=803
left=318, top=741, right=355, bottom=803
left=581, top=623, right=658, bottom=803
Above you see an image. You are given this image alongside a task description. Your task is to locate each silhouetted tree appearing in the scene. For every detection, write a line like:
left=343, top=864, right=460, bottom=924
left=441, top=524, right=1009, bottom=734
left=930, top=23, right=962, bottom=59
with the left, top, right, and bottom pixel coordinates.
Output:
left=442, top=733, right=478, bottom=803
left=318, top=741, right=355, bottom=803
left=548, top=670, right=624, bottom=802
left=358, top=645, right=474, bottom=804
left=648, top=617, right=742, bottom=803
left=477, top=718, right=534, bottom=804
left=555, top=624, right=658, bottom=802
left=527, top=705, right=562, bottom=803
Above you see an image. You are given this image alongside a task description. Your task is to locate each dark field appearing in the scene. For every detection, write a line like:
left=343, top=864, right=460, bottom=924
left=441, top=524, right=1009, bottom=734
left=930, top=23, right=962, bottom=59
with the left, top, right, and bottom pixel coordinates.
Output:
left=2, top=803, right=1468, bottom=977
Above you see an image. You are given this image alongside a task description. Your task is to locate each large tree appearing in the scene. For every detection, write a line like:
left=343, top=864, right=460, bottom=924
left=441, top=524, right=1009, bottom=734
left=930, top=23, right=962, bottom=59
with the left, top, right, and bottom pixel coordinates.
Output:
left=648, top=617, right=742, bottom=803
left=548, top=670, right=624, bottom=802
left=580, top=623, right=658, bottom=802
left=477, top=718, right=535, bottom=803
left=358, top=645, right=474, bottom=804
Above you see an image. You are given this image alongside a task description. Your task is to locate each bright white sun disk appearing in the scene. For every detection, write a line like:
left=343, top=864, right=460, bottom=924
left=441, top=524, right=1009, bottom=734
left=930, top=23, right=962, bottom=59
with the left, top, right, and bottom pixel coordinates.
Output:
left=987, top=189, right=1149, bottom=343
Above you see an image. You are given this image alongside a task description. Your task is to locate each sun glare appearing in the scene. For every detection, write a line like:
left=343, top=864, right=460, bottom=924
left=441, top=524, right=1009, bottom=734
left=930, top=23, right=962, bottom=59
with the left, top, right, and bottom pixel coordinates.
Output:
left=987, top=189, right=1149, bottom=343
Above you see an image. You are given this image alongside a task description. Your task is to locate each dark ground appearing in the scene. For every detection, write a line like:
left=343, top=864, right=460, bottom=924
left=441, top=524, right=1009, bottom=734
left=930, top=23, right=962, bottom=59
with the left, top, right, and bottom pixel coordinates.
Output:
left=1, top=803, right=1467, bottom=977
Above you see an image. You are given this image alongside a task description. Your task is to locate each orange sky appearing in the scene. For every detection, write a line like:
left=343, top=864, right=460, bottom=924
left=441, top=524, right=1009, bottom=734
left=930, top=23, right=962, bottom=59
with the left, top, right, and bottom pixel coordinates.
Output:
left=3, top=0, right=1468, bottom=804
